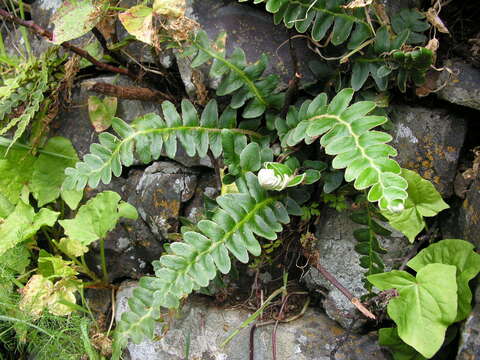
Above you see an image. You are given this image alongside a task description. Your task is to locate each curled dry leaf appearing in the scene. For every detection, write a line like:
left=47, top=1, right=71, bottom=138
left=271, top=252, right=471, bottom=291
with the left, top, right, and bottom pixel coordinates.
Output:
left=153, top=0, right=186, bottom=17
left=343, top=0, right=372, bottom=9
left=88, top=95, right=117, bottom=132
left=426, top=7, right=449, bottom=34
left=118, top=5, right=155, bottom=45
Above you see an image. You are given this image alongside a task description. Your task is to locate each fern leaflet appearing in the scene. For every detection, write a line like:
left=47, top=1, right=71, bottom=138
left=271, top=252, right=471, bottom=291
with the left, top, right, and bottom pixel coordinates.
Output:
left=184, top=31, right=284, bottom=118
left=112, top=172, right=290, bottom=357
left=63, top=99, right=261, bottom=191
left=278, top=88, right=408, bottom=211
left=240, top=0, right=373, bottom=47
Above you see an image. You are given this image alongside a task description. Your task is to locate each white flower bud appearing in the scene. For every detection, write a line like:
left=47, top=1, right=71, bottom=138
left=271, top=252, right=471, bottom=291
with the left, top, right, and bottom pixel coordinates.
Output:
left=387, top=202, right=405, bottom=213
left=258, top=169, right=291, bottom=191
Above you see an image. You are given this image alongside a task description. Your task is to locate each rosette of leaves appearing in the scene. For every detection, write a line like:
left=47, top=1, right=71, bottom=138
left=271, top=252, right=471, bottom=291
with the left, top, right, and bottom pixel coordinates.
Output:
left=112, top=173, right=292, bottom=358
left=183, top=30, right=284, bottom=118
left=63, top=99, right=262, bottom=191
left=240, top=0, right=373, bottom=48
left=277, top=88, right=408, bottom=212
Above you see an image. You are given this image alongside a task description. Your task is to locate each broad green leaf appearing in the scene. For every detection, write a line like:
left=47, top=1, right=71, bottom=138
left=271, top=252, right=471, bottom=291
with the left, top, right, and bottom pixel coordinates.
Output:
left=61, top=190, right=83, bottom=210
left=119, top=5, right=154, bottom=45
left=0, top=245, right=30, bottom=274
left=368, top=264, right=458, bottom=358
left=382, top=169, right=449, bottom=242
left=38, top=250, right=78, bottom=278
left=59, top=191, right=138, bottom=246
left=57, top=237, right=89, bottom=257
left=379, top=328, right=426, bottom=360
left=0, top=193, right=14, bottom=218
left=0, top=148, right=36, bottom=204
left=88, top=96, right=117, bottom=132
left=31, top=137, right=81, bottom=207
left=407, top=239, right=480, bottom=321
left=153, top=0, right=185, bottom=17
left=0, top=201, right=59, bottom=256
left=51, top=0, right=106, bottom=44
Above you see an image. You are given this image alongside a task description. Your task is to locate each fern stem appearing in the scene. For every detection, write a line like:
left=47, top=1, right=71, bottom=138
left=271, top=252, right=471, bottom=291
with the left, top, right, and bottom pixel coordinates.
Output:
left=0, top=136, right=78, bottom=160
left=191, top=39, right=268, bottom=107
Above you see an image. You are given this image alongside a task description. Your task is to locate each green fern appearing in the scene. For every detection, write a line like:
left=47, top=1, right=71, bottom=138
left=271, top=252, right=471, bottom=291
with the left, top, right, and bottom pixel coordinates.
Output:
left=278, top=88, right=408, bottom=211
left=112, top=172, right=291, bottom=357
left=184, top=30, right=284, bottom=118
left=350, top=198, right=390, bottom=291
left=240, top=0, right=372, bottom=47
left=0, top=49, right=58, bottom=149
left=63, top=99, right=262, bottom=191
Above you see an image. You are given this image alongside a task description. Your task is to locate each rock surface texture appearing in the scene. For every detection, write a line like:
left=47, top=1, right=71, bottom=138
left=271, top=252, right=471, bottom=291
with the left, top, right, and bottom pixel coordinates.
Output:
left=437, top=59, right=480, bottom=111
left=389, top=104, right=467, bottom=197
left=456, top=287, right=480, bottom=360
left=115, top=281, right=389, bottom=360
left=303, top=206, right=412, bottom=329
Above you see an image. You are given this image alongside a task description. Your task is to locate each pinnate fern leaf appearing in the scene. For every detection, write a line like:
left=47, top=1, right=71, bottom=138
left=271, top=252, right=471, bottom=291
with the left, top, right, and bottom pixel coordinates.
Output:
left=240, top=0, right=372, bottom=47
left=185, top=30, right=284, bottom=118
left=280, top=88, right=408, bottom=211
left=63, top=99, right=261, bottom=191
left=112, top=172, right=290, bottom=358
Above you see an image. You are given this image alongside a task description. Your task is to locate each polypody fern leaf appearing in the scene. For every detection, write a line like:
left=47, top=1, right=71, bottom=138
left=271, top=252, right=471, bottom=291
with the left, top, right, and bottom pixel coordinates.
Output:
left=240, top=0, right=373, bottom=48
left=112, top=173, right=290, bottom=358
left=185, top=30, right=284, bottom=118
left=279, top=88, right=408, bottom=211
left=63, top=99, right=261, bottom=191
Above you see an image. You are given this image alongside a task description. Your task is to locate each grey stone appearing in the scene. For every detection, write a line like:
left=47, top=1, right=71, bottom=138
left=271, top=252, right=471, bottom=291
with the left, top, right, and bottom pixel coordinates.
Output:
left=389, top=104, right=467, bottom=197
left=442, top=171, right=480, bottom=249
left=31, top=0, right=63, bottom=30
left=183, top=172, right=220, bottom=223
left=303, top=206, right=411, bottom=329
left=456, top=287, right=480, bottom=360
left=115, top=281, right=389, bottom=360
left=124, top=161, right=198, bottom=239
left=437, top=59, right=480, bottom=111
left=83, top=177, right=165, bottom=281
left=179, top=0, right=317, bottom=96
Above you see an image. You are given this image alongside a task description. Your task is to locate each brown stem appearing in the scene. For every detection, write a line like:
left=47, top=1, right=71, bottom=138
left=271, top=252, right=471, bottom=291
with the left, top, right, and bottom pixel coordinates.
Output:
left=82, top=81, right=176, bottom=103
left=91, top=27, right=129, bottom=67
left=249, top=324, right=256, bottom=360
left=306, top=251, right=376, bottom=320
left=0, top=8, right=138, bottom=80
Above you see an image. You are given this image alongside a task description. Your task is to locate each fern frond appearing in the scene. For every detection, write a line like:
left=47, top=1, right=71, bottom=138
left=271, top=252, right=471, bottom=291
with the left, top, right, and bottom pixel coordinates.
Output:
left=185, top=31, right=284, bottom=118
left=112, top=172, right=290, bottom=358
left=0, top=53, right=51, bottom=149
left=240, top=0, right=373, bottom=47
left=279, top=88, right=408, bottom=211
left=63, top=99, right=262, bottom=191
left=350, top=200, right=389, bottom=291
